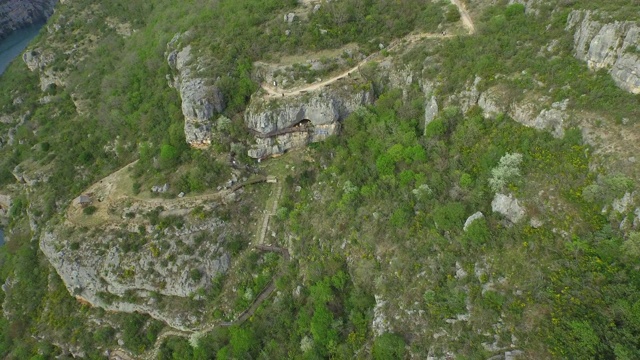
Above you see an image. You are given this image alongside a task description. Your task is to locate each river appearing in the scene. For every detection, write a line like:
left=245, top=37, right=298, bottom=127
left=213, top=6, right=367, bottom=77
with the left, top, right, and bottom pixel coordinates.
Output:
left=0, top=23, right=43, bottom=243
left=0, top=22, right=44, bottom=76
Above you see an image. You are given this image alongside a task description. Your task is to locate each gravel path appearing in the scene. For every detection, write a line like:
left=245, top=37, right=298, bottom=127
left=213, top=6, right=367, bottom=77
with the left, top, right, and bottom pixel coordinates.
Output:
left=261, top=0, right=475, bottom=98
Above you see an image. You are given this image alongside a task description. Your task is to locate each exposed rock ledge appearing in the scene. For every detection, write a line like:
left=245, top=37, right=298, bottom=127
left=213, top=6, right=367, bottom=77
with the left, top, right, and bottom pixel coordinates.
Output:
left=40, top=217, right=230, bottom=330
left=457, top=80, right=570, bottom=139
left=22, top=49, right=65, bottom=91
left=567, top=10, right=640, bottom=94
left=244, top=85, right=374, bottom=158
left=491, top=193, right=525, bottom=224
left=167, top=34, right=225, bottom=149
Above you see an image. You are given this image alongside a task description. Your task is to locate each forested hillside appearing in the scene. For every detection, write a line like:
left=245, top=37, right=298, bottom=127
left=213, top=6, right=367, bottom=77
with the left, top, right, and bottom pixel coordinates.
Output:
left=0, top=0, right=639, bottom=359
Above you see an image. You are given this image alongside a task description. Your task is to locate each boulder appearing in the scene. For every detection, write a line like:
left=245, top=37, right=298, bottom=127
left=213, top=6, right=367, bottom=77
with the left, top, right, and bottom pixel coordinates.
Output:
left=478, top=87, right=507, bottom=118
left=39, top=213, right=233, bottom=331
left=458, top=76, right=481, bottom=113
left=372, top=295, right=390, bottom=337
left=284, top=13, right=296, bottom=23
left=424, top=95, right=438, bottom=130
left=478, top=92, right=569, bottom=139
left=612, top=191, right=634, bottom=213
left=0, top=194, right=11, bottom=218
left=245, top=87, right=373, bottom=135
left=463, top=211, right=484, bottom=232
left=22, top=49, right=55, bottom=71
left=491, top=193, right=525, bottom=224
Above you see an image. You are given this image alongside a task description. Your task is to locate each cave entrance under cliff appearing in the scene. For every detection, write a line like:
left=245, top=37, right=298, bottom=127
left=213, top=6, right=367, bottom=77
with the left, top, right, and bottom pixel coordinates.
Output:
left=293, top=119, right=312, bottom=129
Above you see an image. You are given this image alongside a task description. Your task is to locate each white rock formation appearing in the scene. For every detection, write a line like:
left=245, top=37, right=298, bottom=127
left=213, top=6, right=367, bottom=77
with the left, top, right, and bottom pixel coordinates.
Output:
left=567, top=10, right=640, bottom=94
left=167, top=35, right=225, bottom=148
left=463, top=211, right=484, bottom=232
left=491, top=193, right=525, bottom=224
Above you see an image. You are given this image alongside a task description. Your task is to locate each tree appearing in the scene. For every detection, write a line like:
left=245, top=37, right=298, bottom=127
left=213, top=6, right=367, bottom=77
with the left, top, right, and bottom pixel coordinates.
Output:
left=310, top=304, right=337, bottom=355
left=445, top=5, right=461, bottom=23
left=229, top=326, right=257, bottom=358
left=372, top=333, right=405, bottom=360
left=488, top=153, right=523, bottom=192
left=425, top=118, right=445, bottom=138
left=622, top=232, right=640, bottom=262
left=159, top=144, right=178, bottom=168
left=432, top=202, right=465, bottom=231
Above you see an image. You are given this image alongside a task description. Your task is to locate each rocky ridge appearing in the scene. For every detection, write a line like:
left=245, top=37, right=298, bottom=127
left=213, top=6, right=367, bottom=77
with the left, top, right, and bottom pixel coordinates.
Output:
left=244, top=84, right=374, bottom=158
left=0, top=0, right=57, bottom=40
left=567, top=10, right=640, bottom=94
left=40, top=210, right=234, bottom=330
left=453, top=78, right=571, bottom=138
left=167, top=34, right=225, bottom=149
left=40, top=221, right=231, bottom=330
left=22, top=48, right=64, bottom=91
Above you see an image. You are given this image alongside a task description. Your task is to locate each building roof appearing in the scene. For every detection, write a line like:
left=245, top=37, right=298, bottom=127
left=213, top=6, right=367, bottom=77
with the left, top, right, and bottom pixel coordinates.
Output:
left=76, top=195, right=91, bottom=204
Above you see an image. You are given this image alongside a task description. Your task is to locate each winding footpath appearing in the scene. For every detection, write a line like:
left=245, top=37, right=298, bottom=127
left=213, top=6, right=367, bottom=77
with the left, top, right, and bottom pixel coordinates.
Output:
left=134, top=179, right=288, bottom=360
left=451, top=0, right=476, bottom=34
left=261, top=0, right=475, bottom=98
left=256, top=182, right=283, bottom=245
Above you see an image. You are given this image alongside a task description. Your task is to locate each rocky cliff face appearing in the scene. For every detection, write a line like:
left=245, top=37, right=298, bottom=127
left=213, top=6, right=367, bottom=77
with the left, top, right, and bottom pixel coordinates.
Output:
left=0, top=0, right=57, bottom=40
left=40, top=211, right=233, bottom=330
left=567, top=10, right=640, bottom=94
left=22, top=48, right=64, bottom=91
left=244, top=84, right=373, bottom=158
left=167, top=34, right=225, bottom=149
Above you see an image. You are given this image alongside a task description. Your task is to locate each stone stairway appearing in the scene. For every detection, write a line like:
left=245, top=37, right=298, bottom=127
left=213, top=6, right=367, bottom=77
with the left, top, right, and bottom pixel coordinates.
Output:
left=256, top=182, right=282, bottom=246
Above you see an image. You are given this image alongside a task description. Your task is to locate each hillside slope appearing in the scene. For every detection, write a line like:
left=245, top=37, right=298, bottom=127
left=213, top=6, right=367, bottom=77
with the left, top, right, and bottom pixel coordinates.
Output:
left=0, top=0, right=639, bottom=359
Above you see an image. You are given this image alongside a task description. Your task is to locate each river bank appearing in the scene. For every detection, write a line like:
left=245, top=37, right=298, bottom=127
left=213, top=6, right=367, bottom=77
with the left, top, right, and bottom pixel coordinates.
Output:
left=0, top=22, right=44, bottom=76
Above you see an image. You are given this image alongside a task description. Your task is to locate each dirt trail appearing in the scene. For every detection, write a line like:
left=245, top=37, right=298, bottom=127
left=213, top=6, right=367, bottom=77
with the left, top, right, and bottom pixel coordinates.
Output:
left=66, top=159, right=267, bottom=228
left=256, top=182, right=283, bottom=245
left=140, top=245, right=291, bottom=360
left=135, top=179, right=289, bottom=360
left=261, top=0, right=475, bottom=98
left=450, top=0, right=475, bottom=34
left=261, top=33, right=452, bottom=98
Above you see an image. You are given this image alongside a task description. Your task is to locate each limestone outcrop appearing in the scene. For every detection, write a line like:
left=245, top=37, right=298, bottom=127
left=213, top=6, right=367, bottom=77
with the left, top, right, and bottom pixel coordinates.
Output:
left=474, top=83, right=570, bottom=139
left=167, top=34, right=225, bottom=148
left=509, top=98, right=568, bottom=139
left=40, top=215, right=231, bottom=330
left=491, top=193, right=525, bottom=224
left=245, top=85, right=374, bottom=158
left=22, top=48, right=54, bottom=71
left=0, top=0, right=57, bottom=40
left=463, top=211, right=484, bottom=232
left=22, top=49, right=64, bottom=91
left=567, top=10, right=640, bottom=94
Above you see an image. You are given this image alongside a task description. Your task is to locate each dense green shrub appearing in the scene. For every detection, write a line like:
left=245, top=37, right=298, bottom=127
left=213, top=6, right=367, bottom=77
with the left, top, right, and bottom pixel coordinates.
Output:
left=82, top=206, right=97, bottom=215
left=372, top=333, right=406, bottom=360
